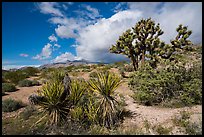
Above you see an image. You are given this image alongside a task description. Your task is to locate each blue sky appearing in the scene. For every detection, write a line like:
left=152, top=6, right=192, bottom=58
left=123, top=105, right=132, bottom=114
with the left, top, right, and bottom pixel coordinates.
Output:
left=2, top=2, right=202, bottom=70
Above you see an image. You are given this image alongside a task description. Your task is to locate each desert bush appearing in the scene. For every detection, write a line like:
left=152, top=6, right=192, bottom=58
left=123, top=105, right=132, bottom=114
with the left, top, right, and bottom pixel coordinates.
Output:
left=154, top=125, right=172, bottom=135
left=129, top=62, right=202, bottom=106
left=2, top=98, right=24, bottom=112
left=20, top=105, right=37, bottom=120
left=89, top=71, right=98, bottom=78
left=172, top=110, right=201, bottom=135
left=123, top=64, right=134, bottom=72
left=32, top=80, right=40, bottom=86
left=22, top=67, right=40, bottom=76
left=18, top=79, right=34, bottom=87
left=2, top=83, right=17, bottom=92
left=4, top=71, right=27, bottom=84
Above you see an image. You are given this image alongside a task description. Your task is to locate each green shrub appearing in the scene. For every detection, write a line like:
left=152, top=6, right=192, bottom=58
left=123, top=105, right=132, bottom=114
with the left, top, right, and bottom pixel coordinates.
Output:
left=2, top=83, right=17, bottom=92
left=18, top=79, right=34, bottom=87
left=20, top=105, right=37, bottom=120
left=32, top=80, right=40, bottom=86
left=2, top=98, right=24, bottom=112
left=154, top=125, right=172, bottom=135
left=129, top=62, right=202, bottom=106
left=4, top=71, right=27, bottom=84
left=89, top=71, right=98, bottom=78
left=123, top=64, right=134, bottom=72
left=22, top=67, right=40, bottom=76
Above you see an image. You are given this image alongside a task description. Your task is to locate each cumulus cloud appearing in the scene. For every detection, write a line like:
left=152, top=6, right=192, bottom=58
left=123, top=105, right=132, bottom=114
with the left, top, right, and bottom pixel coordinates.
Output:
left=113, top=2, right=128, bottom=13
left=48, top=34, right=58, bottom=42
left=20, top=53, right=29, bottom=57
left=37, top=2, right=64, bottom=17
left=52, top=52, right=81, bottom=63
left=127, top=2, right=202, bottom=44
left=83, top=4, right=101, bottom=19
left=37, top=2, right=202, bottom=63
left=75, top=2, right=202, bottom=62
left=32, top=43, right=52, bottom=60
left=75, top=10, right=142, bottom=62
left=54, top=43, right=61, bottom=48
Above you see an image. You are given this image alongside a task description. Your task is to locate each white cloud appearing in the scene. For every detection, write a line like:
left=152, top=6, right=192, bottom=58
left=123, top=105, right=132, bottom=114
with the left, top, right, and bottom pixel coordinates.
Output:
left=48, top=34, right=58, bottom=42
left=19, top=53, right=29, bottom=57
left=76, top=10, right=142, bottom=62
left=54, top=43, right=61, bottom=48
left=75, top=2, right=202, bottom=62
left=83, top=5, right=101, bottom=19
left=113, top=2, right=128, bottom=13
left=127, top=2, right=202, bottom=44
left=37, top=2, right=64, bottom=17
left=52, top=52, right=80, bottom=63
left=37, top=2, right=202, bottom=63
left=32, top=43, right=52, bottom=60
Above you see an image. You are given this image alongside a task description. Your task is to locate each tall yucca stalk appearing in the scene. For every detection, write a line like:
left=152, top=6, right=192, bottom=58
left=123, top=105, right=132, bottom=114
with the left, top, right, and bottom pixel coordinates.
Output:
left=37, top=81, right=70, bottom=125
left=88, top=71, right=121, bottom=128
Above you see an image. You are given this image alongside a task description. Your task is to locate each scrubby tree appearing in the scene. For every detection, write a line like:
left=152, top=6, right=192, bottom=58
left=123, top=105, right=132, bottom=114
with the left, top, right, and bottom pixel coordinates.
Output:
left=110, top=18, right=193, bottom=70
left=110, top=29, right=139, bottom=71
left=159, top=24, right=193, bottom=60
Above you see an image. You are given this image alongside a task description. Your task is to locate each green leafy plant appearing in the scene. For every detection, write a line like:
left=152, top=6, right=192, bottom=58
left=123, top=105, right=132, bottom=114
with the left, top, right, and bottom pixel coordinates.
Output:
left=2, top=98, right=24, bottom=112
left=36, top=80, right=69, bottom=125
left=2, top=83, right=17, bottom=92
left=88, top=71, right=122, bottom=128
left=18, top=79, right=34, bottom=87
left=4, top=70, right=27, bottom=84
left=129, top=62, right=202, bottom=106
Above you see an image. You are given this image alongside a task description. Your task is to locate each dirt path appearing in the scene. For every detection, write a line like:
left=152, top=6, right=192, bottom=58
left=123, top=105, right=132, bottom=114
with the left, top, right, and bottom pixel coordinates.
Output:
left=115, top=81, right=202, bottom=134
left=2, top=85, right=42, bottom=105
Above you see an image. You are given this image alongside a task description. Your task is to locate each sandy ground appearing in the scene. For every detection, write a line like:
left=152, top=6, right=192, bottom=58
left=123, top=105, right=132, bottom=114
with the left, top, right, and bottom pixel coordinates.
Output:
left=2, top=85, right=42, bottom=104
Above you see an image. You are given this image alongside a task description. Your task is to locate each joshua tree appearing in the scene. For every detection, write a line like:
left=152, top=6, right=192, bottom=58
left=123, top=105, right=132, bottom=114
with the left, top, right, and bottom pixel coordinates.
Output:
left=110, top=18, right=164, bottom=70
left=110, top=29, right=139, bottom=71
left=110, top=18, right=193, bottom=70
left=159, top=24, right=193, bottom=60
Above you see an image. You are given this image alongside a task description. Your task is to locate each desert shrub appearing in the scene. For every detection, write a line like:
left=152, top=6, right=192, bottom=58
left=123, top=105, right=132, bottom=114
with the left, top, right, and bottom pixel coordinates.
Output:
left=22, top=67, right=40, bottom=76
left=32, top=80, right=40, bottom=86
left=4, top=71, right=27, bottom=84
left=154, top=125, right=172, bottom=135
left=172, top=110, right=202, bottom=135
left=2, top=98, right=24, bottom=112
left=2, top=83, right=17, bottom=92
left=113, top=61, right=127, bottom=68
left=18, top=79, right=34, bottom=87
left=129, top=62, right=202, bottom=106
left=20, top=105, right=37, bottom=120
left=89, top=71, right=98, bottom=78
left=123, top=64, right=134, bottom=72
left=2, top=90, right=5, bottom=96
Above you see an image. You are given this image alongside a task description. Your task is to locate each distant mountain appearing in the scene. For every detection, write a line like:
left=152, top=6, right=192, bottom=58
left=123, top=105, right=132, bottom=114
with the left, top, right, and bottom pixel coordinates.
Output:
left=39, top=59, right=101, bottom=69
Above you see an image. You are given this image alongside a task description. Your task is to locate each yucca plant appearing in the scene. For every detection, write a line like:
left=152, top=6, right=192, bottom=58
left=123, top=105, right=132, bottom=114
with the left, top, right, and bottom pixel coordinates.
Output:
left=88, top=71, right=122, bottom=128
left=36, top=81, right=70, bottom=125
left=69, top=79, right=87, bottom=106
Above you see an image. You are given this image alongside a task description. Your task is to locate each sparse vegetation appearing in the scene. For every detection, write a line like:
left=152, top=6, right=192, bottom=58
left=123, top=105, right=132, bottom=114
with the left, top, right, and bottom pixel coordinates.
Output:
left=129, top=61, right=202, bottom=107
left=2, top=98, right=24, bottom=112
left=18, top=79, right=39, bottom=87
left=172, top=110, right=202, bottom=135
left=2, top=83, right=17, bottom=92
left=2, top=17, right=202, bottom=135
